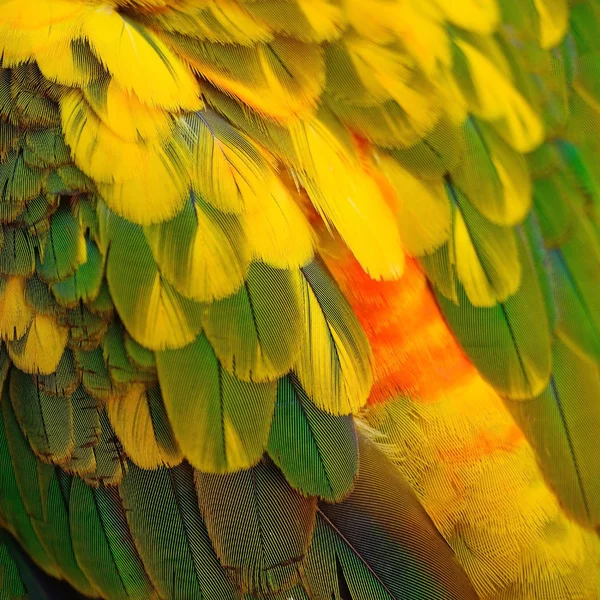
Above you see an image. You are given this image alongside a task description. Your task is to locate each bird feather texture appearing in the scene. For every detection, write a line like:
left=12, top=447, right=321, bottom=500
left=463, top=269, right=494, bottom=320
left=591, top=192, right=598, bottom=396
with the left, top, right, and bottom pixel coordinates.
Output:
left=1, top=0, right=600, bottom=599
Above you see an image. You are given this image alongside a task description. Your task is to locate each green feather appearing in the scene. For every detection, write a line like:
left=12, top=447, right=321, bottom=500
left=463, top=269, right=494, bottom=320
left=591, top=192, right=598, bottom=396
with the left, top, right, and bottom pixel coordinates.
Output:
left=123, top=335, right=156, bottom=372
left=450, top=119, right=531, bottom=226
left=9, top=368, right=74, bottom=463
left=62, top=387, right=100, bottom=477
left=35, top=349, right=81, bottom=397
left=431, top=233, right=551, bottom=399
left=156, top=332, right=277, bottom=472
left=82, top=410, right=126, bottom=487
left=0, top=229, right=34, bottom=277
left=550, top=217, right=600, bottom=362
left=267, top=374, right=358, bottom=501
left=103, top=323, right=157, bottom=388
left=36, top=206, right=86, bottom=284
left=195, top=456, right=317, bottom=596
left=505, top=337, right=600, bottom=526
left=63, top=304, right=108, bottom=351
left=120, top=461, right=236, bottom=600
left=313, top=435, right=478, bottom=600
left=52, top=239, right=104, bottom=308
left=103, top=208, right=204, bottom=351
left=69, top=477, right=155, bottom=600
left=0, top=532, right=28, bottom=600
left=24, top=128, right=71, bottom=170
left=0, top=391, right=58, bottom=579
left=203, top=262, right=303, bottom=382
left=25, top=276, right=65, bottom=317
left=75, top=347, right=113, bottom=402
left=2, top=394, right=94, bottom=595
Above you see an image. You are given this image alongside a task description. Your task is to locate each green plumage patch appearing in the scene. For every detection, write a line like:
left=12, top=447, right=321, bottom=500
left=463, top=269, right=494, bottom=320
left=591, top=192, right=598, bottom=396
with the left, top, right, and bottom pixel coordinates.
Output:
left=268, top=374, right=358, bottom=501
left=195, top=457, right=317, bottom=596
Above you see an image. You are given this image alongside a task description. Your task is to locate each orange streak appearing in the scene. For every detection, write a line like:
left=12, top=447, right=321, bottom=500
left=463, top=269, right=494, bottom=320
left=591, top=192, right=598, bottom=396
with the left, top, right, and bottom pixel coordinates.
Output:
left=324, top=252, right=475, bottom=402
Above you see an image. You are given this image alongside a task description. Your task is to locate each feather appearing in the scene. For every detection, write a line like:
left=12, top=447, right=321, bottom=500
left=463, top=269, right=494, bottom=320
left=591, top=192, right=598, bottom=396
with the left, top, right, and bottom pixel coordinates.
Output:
left=119, top=461, right=237, bottom=600
left=202, top=262, right=303, bottom=382
left=103, top=211, right=204, bottom=351
left=7, top=315, right=69, bottom=376
left=505, top=337, right=600, bottom=526
left=0, top=277, right=33, bottom=342
left=51, top=239, right=104, bottom=308
left=68, top=476, right=156, bottom=600
left=9, top=367, right=73, bottom=463
left=195, top=456, right=317, bottom=596
left=81, top=7, right=201, bottom=111
left=144, top=193, right=248, bottom=303
left=0, top=389, right=59, bottom=579
left=164, top=35, right=324, bottom=121
left=267, top=374, right=358, bottom=501
left=0, top=531, right=29, bottom=600
left=379, top=155, right=450, bottom=257
left=309, top=434, right=478, bottom=600
left=452, top=36, right=544, bottom=152
left=35, top=349, right=81, bottom=397
left=1, top=394, right=94, bottom=595
left=450, top=119, right=532, bottom=227
left=294, top=262, right=373, bottom=415
left=36, top=206, right=87, bottom=284
left=106, top=384, right=182, bottom=470
left=156, top=332, right=277, bottom=472
left=62, top=387, right=100, bottom=477
left=429, top=233, right=552, bottom=400
left=83, top=410, right=126, bottom=487
left=290, top=117, right=405, bottom=280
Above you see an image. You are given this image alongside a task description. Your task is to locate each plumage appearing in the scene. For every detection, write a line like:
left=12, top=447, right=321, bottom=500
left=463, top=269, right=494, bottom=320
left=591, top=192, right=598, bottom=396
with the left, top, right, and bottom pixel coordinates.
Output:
left=1, top=0, right=600, bottom=599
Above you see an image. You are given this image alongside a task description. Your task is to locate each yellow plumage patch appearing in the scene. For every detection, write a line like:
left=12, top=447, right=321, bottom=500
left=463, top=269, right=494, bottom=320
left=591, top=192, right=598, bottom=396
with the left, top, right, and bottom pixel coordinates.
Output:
left=291, top=118, right=405, bottom=280
left=0, top=277, right=33, bottom=341
left=106, top=384, right=183, bottom=470
left=7, top=314, right=69, bottom=375
left=533, top=0, right=569, bottom=49
left=380, top=156, right=450, bottom=257
left=82, top=6, right=202, bottom=111
left=60, top=91, right=191, bottom=224
left=454, top=39, right=544, bottom=152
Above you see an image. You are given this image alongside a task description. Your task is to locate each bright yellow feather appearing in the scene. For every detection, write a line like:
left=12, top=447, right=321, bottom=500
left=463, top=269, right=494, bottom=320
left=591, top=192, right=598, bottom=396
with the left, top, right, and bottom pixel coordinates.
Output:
left=291, top=118, right=405, bottom=280
left=7, top=314, right=69, bottom=376
left=82, top=5, right=202, bottom=111
left=0, top=277, right=33, bottom=342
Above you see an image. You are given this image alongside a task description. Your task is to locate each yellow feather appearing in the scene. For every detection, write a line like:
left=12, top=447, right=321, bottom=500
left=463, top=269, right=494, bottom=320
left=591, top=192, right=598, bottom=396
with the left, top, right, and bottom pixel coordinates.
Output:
left=60, top=91, right=190, bottom=224
left=86, top=80, right=177, bottom=143
left=533, top=0, right=569, bottom=49
left=35, top=43, right=96, bottom=87
left=345, top=37, right=441, bottom=141
left=454, top=39, right=544, bottom=152
left=0, top=0, right=85, bottom=66
left=451, top=210, right=521, bottom=307
left=140, top=0, right=273, bottom=45
left=379, top=156, right=450, bottom=257
left=291, top=118, right=404, bottom=280
left=243, top=176, right=314, bottom=269
left=106, top=384, right=183, bottom=470
left=295, top=299, right=371, bottom=416
left=169, top=36, right=324, bottom=121
left=296, top=0, right=346, bottom=40
left=0, top=277, right=33, bottom=342
left=345, top=0, right=451, bottom=76
left=7, top=314, right=68, bottom=376
left=433, top=0, right=499, bottom=34
left=186, top=112, right=275, bottom=214
left=82, top=5, right=202, bottom=111
left=144, top=200, right=249, bottom=303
